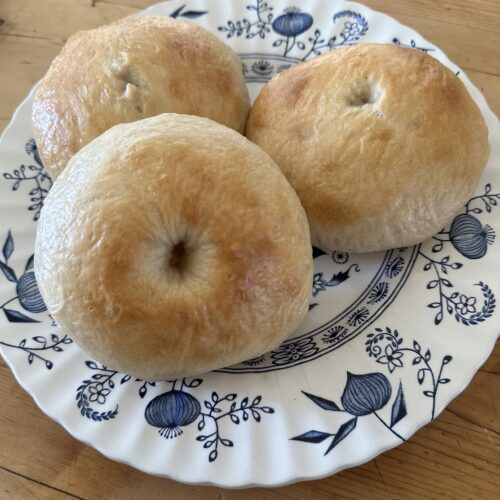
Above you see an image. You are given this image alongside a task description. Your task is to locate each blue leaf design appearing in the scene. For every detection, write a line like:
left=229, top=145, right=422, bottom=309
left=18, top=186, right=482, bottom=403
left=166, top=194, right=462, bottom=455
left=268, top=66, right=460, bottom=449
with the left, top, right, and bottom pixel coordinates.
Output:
left=326, top=270, right=350, bottom=287
left=324, top=417, right=357, bottom=454
left=25, top=254, right=35, bottom=271
left=3, top=230, right=14, bottom=260
left=169, top=4, right=186, bottom=18
left=302, top=391, right=341, bottom=411
left=390, top=382, right=407, bottom=427
left=291, top=430, right=333, bottom=443
left=0, top=261, right=17, bottom=282
left=181, top=10, right=208, bottom=18
left=443, top=355, right=453, bottom=365
left=3, top=308, right=39, bottom=323
left=186, top=378, right=203, bottom=388
left=312, top=246, right=327, bottom=258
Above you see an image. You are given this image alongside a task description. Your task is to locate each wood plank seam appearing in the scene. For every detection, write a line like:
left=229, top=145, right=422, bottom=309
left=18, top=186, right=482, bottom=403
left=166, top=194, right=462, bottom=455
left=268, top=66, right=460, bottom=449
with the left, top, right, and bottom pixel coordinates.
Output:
left=0, top=464, right=83, bottom=499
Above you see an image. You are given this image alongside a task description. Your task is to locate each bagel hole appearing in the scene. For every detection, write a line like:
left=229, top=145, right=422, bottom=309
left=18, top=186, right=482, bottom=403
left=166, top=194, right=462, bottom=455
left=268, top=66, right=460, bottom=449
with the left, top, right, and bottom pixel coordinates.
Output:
left=347, top=81, right=380, bottom=107
left=109, top=55, right=144, bottom=114
left=169, top=241, right=188, bottom=273
left=120, top=66, right=142, bottom=89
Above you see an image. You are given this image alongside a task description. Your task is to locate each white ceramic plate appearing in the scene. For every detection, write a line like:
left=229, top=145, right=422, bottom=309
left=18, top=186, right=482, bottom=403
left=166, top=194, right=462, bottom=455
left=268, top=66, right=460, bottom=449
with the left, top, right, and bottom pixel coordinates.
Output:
left=0, top=0, right=498, bottom=488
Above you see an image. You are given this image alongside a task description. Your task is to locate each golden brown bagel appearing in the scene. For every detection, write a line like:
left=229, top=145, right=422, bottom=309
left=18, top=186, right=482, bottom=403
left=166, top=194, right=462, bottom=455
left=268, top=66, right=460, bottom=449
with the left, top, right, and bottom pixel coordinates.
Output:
left=35, top=114, right=313, bottom=380
left=32, top=16, right=250, bottom=177
left=246, top=44, right=490, bottom=252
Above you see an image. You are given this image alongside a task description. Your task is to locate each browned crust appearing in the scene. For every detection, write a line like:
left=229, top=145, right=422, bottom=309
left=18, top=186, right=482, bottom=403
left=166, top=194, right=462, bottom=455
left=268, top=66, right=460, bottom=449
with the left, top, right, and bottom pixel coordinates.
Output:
left=35, top=114, right=313, bottom=380
left=246, top=44, right=490, bottom=252
left=32, top=16, right=250, bottom=176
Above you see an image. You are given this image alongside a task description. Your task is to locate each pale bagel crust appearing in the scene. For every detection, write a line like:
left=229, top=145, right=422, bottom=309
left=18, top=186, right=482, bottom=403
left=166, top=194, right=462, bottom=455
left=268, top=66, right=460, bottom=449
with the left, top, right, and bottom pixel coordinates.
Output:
left=32, top=16, right=250, bottom=177
left=34, top=114, right=313, bottom=380
left=246, top=44, right=490, bottom=252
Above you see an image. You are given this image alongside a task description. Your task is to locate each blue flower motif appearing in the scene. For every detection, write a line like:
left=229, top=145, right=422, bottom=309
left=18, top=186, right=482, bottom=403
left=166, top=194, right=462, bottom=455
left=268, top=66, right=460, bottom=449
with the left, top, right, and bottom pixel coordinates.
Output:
left=347, top=307, right=369, bottom=326
left=385, top=257, right=405, bottom=278
left=367, top=282, right=389, bottom=304
left=4, top=139, right=53, bottom=221
left=341, top=372, right=392, bottom=416
left=458, top=295, right=476, bottom=315
left=251, top=60, right=273, bottom=76
left=312, top=272, right=327, bottom=297
left=242, top=355, right=265, bottom=366
left=341, top=21, right=360, bottom=39
left=332, top=251, right=349, bottom=265
left=321, top=325, right=347, bottom=344
left=88, top=383, right=111, bottom=404
left=376, top=345, right=404, bottom=373
left=271, top=338, right=318, bottom=365
left=25, top=138, right=43, bottom=166
left=17, top=271, right=47, bottom=313
left=294, top=370, right=406, bottom=452
left=145, top=390, right=201, bottom=438
left=272, top=7, right=313, bottom=37
left=449, top=214, right=495, bottom=260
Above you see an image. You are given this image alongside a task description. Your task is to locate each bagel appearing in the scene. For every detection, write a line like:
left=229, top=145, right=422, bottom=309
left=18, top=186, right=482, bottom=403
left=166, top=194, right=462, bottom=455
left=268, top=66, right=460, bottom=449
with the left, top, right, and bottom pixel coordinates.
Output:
left=32, top=16, right=250, bottom=177
left=35, top=114, right=313, bottom=380
left=246, top=44, right=490, bottom=252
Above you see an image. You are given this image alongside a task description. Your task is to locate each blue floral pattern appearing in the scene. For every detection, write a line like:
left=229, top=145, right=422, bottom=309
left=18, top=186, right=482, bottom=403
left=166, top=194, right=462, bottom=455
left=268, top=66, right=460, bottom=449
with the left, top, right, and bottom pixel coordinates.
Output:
left=3, top=139, right=52, bottom=221
left=417, top=184, right=497, bottom=326
left=321, top=326, right=348, bottom=344
left=312, top=264, right=360, bottom=297
left=0, top=230, right=70, bottom=369
left=271, top=337, right=318, bottom=365
left=169, top=4, right=208, bottom=19
left=292, top=326, right=453, bottom=453
left=0, top=230, right=46, bottom=323
left=220, top=1, right=369, bottom=84
left=392, top=38, right=434, bottom=53
left=76, top=365, right=274, bottom=462
left=76, top=361, right=156, bottom=421
left=365, top=328, right=452, bottom=419
left=0, top=332, right=72, bottom=370
left=220, top=2, right=368, bottom=60
left=0, top=0, right=497, bottom=478
left=367, top=282, right=389, bottom=304
left=223, top=246, right=417, bottom=372
left=149, top=379, right=274, bottom=462
left=292, top=371, right=406, bottom=453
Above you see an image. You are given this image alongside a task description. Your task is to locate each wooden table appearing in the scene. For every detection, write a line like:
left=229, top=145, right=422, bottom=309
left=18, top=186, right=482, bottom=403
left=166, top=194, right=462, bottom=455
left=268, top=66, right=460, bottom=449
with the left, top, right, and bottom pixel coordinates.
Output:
left=0, top=1, right=499, bottom=498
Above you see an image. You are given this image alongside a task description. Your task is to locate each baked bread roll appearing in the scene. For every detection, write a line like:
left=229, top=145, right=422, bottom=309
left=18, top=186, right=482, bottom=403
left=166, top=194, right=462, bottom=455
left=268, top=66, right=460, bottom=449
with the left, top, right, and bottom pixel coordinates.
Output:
left=246, top=44, right=490, bottom=252
left=35, top=114, right=313, bottom=380
left=32, top=16, right=250, bottom=177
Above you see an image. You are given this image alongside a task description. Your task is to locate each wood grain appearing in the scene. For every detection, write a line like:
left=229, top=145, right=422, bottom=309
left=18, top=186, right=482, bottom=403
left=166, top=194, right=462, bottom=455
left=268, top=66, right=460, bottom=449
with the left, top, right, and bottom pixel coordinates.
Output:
left=0, top=0, right=499, bottom=498
left=0, top=468, right=77, bottom=500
